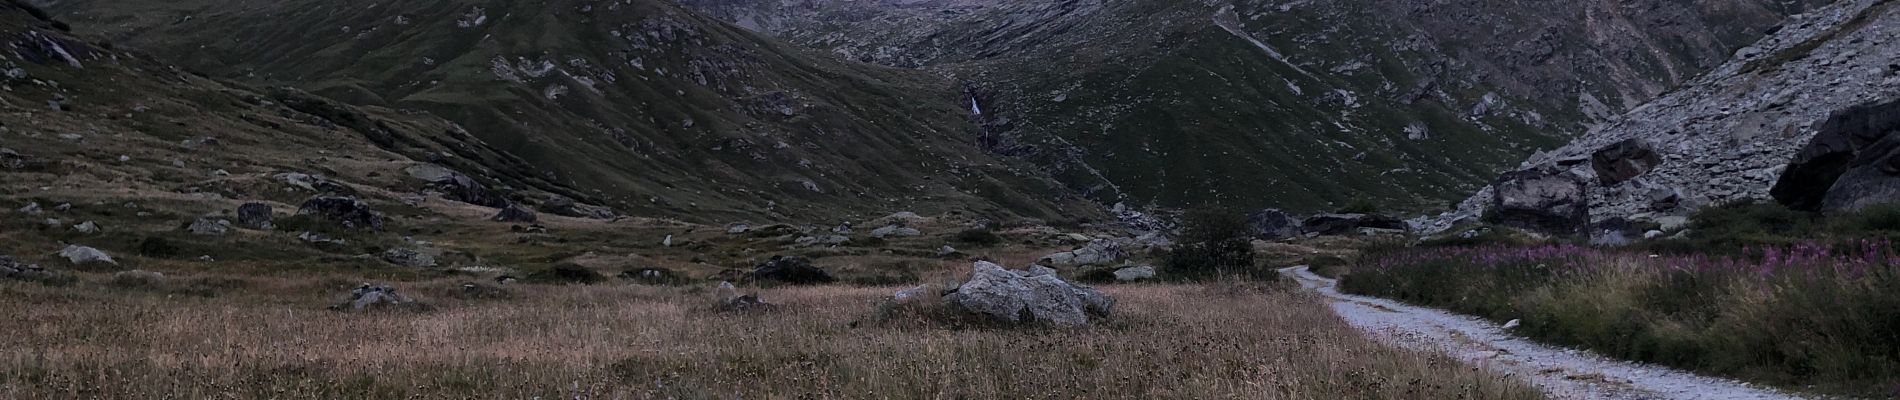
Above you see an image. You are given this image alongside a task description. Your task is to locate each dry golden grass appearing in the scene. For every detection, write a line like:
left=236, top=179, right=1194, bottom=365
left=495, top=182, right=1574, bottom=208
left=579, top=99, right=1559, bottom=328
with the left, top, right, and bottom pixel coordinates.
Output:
left=0, top=275, right=1542, bottom=399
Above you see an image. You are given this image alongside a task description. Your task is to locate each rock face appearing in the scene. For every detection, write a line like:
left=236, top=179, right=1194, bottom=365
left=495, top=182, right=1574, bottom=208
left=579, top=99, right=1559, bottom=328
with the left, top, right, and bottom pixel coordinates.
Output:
left=948, top=261, right=1113, bottom=327
left=749, top=256, right=836, bottom=284
left=1491, top=170, right=1589, bottom=235
left=58, top=245, right=116, bottom=266
left=1773, top=97, right=1900, bottom=212
left=1420, top=0, right=1900, bottom=233
left=1038, top=239, right=1127, bottom=268
left=1245, top=209, right=1302, bottom=240
left=297, top=196, right=385, bottom=231
left=491, top=203, right=538, bottom=223
left=331, top=284, right=414, bottom=311
left=1591, top=139, right=1662, bottom=185
left=236, top=203, right=274, bottom=229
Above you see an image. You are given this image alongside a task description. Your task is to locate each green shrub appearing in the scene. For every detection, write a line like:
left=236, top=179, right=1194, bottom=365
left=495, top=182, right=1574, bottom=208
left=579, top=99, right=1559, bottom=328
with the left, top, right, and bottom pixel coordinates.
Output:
left=1165, top=209, right=1256, bottom=279
left=1339, top=197, right=1380, bottom=214
left=954, top=228, right=1003, bottom=246
left=523, top=264, right=605, bottom=285
left=137, top=237, right=182, bottom=258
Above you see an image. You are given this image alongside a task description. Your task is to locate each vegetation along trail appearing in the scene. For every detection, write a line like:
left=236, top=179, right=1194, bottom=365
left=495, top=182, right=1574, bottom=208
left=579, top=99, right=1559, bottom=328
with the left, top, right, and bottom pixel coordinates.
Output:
left=1279, top=266, right=1802, bottom=400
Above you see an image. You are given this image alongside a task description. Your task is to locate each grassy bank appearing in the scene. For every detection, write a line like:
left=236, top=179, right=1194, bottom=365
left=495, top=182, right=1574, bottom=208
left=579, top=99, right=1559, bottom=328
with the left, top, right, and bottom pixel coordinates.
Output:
left=0, top=275, right=1542, bottom=399
left=1339, top=242, right=1900, bottom=396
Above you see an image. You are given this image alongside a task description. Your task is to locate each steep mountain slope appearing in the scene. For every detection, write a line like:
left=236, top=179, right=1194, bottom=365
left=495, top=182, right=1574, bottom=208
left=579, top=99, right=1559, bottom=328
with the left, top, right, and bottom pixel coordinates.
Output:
left=674, top=0, right=1830, bottom=212
left=44, top=0, right=1098, bottom=223
left=1420, top=0, right=1900, bottom=234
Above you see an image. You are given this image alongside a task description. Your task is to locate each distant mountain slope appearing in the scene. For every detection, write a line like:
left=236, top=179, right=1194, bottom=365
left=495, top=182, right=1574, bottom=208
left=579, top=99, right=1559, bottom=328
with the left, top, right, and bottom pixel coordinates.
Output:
left=1419, top=0, right=1900, bottom=234
left=45, top=0, right=1099, bottom=223
left=675, top=0, right=1829, bottom=213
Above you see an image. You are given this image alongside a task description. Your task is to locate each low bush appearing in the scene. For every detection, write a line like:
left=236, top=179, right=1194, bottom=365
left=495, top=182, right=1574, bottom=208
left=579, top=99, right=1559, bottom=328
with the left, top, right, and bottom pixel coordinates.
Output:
left=1165, top=209, right=1256, bottom=279
left=523, top=264, right=606, bottom=285
left=953, top=228, right=1003, bottom=246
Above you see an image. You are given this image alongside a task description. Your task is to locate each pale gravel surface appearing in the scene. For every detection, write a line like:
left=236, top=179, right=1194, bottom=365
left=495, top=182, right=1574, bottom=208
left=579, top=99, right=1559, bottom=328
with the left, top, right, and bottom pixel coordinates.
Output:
left=1280, top=266, right=1806, bottom=400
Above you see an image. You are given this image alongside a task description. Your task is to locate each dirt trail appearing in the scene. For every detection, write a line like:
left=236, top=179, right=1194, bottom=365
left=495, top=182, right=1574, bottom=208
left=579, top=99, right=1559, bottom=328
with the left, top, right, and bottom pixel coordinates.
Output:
left=1279, top=266, right=1805, bottom=400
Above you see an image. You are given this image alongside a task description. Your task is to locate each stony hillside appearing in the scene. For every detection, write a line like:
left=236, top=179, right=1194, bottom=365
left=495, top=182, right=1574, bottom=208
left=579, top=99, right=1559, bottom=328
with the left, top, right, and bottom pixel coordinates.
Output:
left=1421, top=0, right=1900, bottom=236
left=675, top=0, right=1830, bottom=213
left=43, top=0, right=1099, bottom=223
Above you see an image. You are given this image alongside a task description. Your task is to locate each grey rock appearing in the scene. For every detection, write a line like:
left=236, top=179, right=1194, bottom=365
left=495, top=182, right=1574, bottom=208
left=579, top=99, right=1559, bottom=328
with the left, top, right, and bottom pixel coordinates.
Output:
left=1491, top=170, right=1589, bottom=235
left=297, top=196, right=385, bottom=231
left=491, top=203, right=538, bottom=223
left=1113, top=266, right=1157, bottom=282
left=726, top=223, right=751, bottom=234
left=382, top=248, right=438, bottom=268
left=948, top=261, right=1113, bottom=327
left=869, top=225, right=921, bottom=238
left=1037, top=239, right=1126, bottom=268
left=236, top=203, right=274, bottom=229
left=749, top=256, right=835, bottom=284
left=58, top=245, right=116, bottom=265
left=893, top=284, right=934, bottom=303
left=539, top=195, right=617, bottom=219
left=187, top=217, right=231, bottom=236
left=405, top=164, right=506, bottom=208
left=331, top=284, right=415, bottom=311
left=795, top=234, right=851, bottom=246
left=1774, top=97, right=1900, bottom=211
left=0, top=255, right=54, bottom=280
left=1591, top=139, right=1663, bottom=185
left=71, top=221, right=99, bottom=234
left=16, top=202, right=40, bottom=215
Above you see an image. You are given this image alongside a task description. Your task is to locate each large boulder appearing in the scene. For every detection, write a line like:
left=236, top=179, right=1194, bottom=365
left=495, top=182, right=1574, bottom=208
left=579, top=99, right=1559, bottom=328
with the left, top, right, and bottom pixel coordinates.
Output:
left=236, top=203, right=274, bottom=229
left=58, top=245, right=116, bottom=266
left=405, top=164, right=507, bottom=208
left=1245, top=209, right=1303, bottom=240
left=297, top=196, right=385, bottom=231
left=948, top=261, right=1114, bottom=326
left=491, top=203, right=538, bottom=223
left=1773, top=98, right=1900, bottom=211
left=1038, top=239, right=1127, bottom=268
left=749, top=256, right=836, bottom=284
left=1113, top=266, right=1157, bottom=282
left=1490, top=169, right=1589, bottom=235
left=1590, top=139, right=1663, bottom=185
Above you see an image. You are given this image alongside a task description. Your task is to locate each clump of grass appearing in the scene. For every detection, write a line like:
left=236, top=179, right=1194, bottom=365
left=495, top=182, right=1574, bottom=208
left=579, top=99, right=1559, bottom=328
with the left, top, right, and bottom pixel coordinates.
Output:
left=1342, top=242, right=1900, bottom=396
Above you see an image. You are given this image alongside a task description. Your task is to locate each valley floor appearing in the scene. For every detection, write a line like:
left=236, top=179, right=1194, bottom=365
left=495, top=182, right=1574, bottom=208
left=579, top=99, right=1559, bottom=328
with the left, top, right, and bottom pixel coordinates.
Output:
left=0, top=274, right=1542, bottom=399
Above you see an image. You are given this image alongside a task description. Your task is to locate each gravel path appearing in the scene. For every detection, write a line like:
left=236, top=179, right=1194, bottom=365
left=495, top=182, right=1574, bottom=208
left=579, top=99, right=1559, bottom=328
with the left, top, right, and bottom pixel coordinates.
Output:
left=1279, top=266, right=1806, bottom=400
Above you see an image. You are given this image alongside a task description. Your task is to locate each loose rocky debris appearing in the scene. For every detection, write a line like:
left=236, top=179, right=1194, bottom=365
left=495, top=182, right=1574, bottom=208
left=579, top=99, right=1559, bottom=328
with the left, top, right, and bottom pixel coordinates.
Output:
left=1038, top=239, right=1127, bottom=268
left=749, top=256, right=835, bottom=284
left=236, top=203, right=274, bottom=229
left=491, top=203, right=538, bottom=223
left=381, top=248, right=438, bottom=268
left=330, top=284, right=417, bottom=311
left=713, top=281, right=774, bottom=312
left=297, top=195, right=385, bottom=231
left=947, top=261, right=1114, bottom=327
left=57, top=245, right=115, bottom=266
left=0, top=255, right=59, bottom=281
left=186, top=217, right=231, bottom=236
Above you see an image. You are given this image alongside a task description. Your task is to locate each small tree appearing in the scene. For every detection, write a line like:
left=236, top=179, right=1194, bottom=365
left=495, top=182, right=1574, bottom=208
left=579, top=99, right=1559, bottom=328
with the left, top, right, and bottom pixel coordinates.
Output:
left=1167, top=208, right=1256, bottom=278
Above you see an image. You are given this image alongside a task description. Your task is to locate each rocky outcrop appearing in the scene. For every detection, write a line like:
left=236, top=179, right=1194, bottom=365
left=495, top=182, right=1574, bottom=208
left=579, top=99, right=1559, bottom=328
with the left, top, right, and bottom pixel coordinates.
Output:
left=1490, top=170, right=1590, bottom=235
left=948, top=261, right=1113, bottom=326
left=406, top=164, right=507, bottom=208
left=331, top=284, right=415, bottom=311
left=749, top=256, right=835, bottom=284
left=1420, top=0, right=1900, bottom=232
left=1773, top=97, right=1900, bottom=212
left=186, top=217, right=231, bottom=236
left=297, top=196, right=385, bottom=231
left=1038, top=239, right=1126, bottom=268
left=1591, top=139, right=1662, bottom=185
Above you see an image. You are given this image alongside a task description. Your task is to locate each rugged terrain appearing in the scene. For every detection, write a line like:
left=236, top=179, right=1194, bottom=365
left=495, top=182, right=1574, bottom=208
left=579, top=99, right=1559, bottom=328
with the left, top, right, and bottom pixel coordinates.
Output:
left=1423, top=0, right=1900, bottom=237
left=43, top=0, right=1098, bottom=223
left=675, top=0, right=1831, bottom=212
